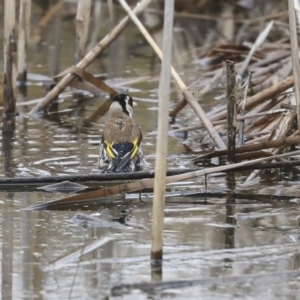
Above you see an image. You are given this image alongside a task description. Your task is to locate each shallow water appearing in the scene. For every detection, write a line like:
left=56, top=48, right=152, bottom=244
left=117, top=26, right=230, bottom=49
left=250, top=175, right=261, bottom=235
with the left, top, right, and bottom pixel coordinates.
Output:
left=1, top=3, right=300, bottom=300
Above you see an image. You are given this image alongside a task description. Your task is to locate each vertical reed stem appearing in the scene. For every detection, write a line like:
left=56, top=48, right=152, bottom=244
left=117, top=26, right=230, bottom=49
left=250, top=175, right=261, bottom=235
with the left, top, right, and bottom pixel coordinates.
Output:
left=75, top=0, right=92, bottom=64
left=238, top=74, right=251, bottom=146
left=151, top=0, right=174, bottom=263
left=3, top=0, right=17, bottom=117
left=226, top=60, right=237, bottom=162
left=288, top=0, right=300, bottom=133
left=18, top=0, right=31, bottom=84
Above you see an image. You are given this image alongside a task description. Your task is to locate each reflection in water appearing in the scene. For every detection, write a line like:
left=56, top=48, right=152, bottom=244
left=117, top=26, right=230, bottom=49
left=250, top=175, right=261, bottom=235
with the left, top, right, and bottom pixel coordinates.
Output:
left=224, top=173, right=236, bottom=250
left=2, top=193, right=14, bottom=300
left=2, top=119, right=16, bottom=177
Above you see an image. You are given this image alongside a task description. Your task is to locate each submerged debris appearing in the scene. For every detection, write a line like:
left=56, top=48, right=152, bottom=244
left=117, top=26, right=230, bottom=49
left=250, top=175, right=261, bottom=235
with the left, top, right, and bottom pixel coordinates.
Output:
left=71, top=209, right=130, bottom=228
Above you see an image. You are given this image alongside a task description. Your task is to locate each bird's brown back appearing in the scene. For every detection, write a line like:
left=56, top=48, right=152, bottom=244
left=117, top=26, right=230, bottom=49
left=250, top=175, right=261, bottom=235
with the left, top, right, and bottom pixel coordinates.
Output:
left=103, top=115, right=142, bottom=145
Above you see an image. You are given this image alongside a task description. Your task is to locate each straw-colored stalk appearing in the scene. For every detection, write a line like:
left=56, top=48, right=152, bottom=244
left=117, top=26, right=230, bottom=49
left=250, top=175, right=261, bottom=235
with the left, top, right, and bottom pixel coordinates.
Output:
left=75, top=0, right=91, bottom=63
left=118, top=0, right=226, bottom=150
left=151, top=0, right=174, bottom=262
left=288, top=0, right=300, bottom=133
left=18, top=0, right=31, bottom=83
left=3, top=0, right=17, bottom=116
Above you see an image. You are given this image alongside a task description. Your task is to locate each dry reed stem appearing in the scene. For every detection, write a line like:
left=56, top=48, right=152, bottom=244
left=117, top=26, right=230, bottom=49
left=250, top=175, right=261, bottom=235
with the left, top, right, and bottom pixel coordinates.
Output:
left=239, top=21, right=274, bottom=77
left=28, top=0, right=152, bottom=116
left=3, top=0, right=17, bottom=116
left=226, top=60, right=237, bottom=162
left=238, top=75, right=251, bottom=146
left=75, top=0, right=91, bottom=63
left=244, top=110, right=296, bottom=183
left=169, top=69, right=223, bottom=118
left=288, top=0, right=300, bottom=133
left=18, top=0, right=31, bottom=83
left=118, top=0, right=226, bottom=150
left=151, top=0, right=174, bottom=263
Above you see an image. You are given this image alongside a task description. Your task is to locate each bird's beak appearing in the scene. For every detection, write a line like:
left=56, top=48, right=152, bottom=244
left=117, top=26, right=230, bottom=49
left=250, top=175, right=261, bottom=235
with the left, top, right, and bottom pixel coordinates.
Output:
left=133, top=101, right=138, bottom=106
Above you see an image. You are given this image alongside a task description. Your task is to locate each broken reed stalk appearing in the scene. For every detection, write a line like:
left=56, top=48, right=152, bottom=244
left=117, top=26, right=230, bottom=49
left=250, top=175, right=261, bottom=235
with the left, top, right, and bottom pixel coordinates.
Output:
left=18, top=0, right=31, bottom=84
left=75, top=0, right=91, bottom=63
left=3, top=0, right=17, bottom=117
left=118, top=0, right=226, bottom=150
left=28, top=0, right=152, bottom=115
left=288, top=0, right=300, bottom=133
left=226, top=60, right=237, bottom=162
left=151, top=0, right=174, bottom=263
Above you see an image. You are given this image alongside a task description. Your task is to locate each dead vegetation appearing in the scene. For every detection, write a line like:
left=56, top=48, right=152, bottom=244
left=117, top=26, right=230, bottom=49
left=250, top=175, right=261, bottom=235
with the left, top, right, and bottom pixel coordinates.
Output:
left=1, top=0, right=300, bottom=206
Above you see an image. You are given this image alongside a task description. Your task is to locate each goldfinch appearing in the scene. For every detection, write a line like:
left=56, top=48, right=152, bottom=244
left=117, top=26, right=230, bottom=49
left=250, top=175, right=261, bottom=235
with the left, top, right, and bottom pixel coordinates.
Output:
left=99, top=94, right=144, bottom=172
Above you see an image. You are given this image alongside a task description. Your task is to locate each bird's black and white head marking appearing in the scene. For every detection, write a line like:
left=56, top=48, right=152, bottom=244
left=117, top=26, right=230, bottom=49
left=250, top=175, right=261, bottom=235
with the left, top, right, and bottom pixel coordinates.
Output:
left=113, top=94, right=134, bottom=117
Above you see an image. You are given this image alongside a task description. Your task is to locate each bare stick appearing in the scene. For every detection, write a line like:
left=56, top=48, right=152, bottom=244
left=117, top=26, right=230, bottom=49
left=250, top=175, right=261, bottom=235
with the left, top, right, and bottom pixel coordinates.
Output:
left=226, top=60, right=237, bottom=162
left=18, top=0, right=31, bottom=83
left=3, top=0, right=17, bottom=117
left=118, top=0, right=226, bottom=150
left=28, top=0, right=153, bottom=115
left=151, top=0, right=174, bottom=263
left=288, top=0, right=300, bottom=133
left=75, top=0, right=91, bottom=63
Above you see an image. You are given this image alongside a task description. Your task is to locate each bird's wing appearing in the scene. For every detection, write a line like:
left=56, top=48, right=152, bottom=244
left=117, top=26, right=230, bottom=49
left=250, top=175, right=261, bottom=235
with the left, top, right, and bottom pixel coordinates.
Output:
left=102, top=123, right=142, bottom=171
left=113, top=137, right=140, bottom=171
